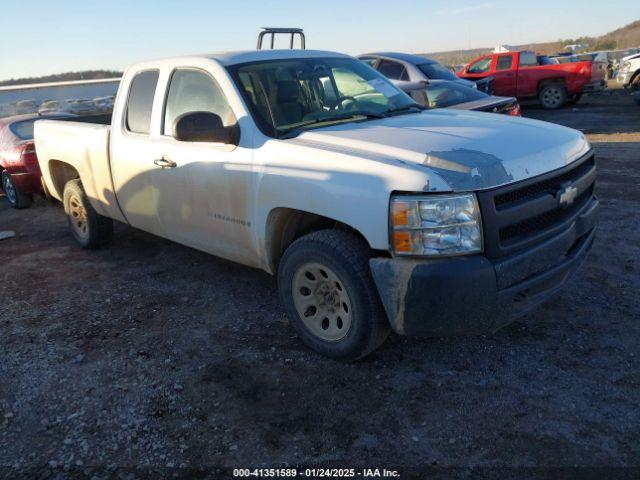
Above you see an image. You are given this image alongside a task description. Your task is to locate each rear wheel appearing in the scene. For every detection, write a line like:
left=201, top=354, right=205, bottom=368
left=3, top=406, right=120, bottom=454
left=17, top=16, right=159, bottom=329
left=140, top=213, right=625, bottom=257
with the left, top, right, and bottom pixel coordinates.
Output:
left=278, top=229, right=390, bottom=360
left=63, top=179, right=113, bottom=249
left=538, top=83, right=567, bottom=109
left=2, top=171, right=32, bottom=209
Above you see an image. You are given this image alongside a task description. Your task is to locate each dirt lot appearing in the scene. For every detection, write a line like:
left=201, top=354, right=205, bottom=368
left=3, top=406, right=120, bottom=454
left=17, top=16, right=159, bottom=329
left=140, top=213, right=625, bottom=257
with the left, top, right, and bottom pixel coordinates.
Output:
left=1, top=87, right=639, bottom=479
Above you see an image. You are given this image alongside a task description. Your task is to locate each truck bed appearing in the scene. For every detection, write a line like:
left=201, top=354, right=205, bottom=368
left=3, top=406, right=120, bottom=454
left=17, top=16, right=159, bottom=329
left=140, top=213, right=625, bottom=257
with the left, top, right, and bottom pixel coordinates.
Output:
left=34, top=117, right=126, bottom=222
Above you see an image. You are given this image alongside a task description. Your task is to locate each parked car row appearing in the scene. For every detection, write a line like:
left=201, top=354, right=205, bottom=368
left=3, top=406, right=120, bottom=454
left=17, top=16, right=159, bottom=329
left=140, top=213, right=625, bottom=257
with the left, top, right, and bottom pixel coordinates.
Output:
left=0, top=96, right=115, bottom=118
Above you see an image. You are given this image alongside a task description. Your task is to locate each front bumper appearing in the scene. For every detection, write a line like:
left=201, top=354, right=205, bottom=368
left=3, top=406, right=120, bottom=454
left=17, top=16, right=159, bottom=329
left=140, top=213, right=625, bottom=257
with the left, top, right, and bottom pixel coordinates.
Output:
left=370, top=196, right=598, bottom=337
left=582, top=79, right=607, bottom=92
left=616, top=72, right=632, bottom=85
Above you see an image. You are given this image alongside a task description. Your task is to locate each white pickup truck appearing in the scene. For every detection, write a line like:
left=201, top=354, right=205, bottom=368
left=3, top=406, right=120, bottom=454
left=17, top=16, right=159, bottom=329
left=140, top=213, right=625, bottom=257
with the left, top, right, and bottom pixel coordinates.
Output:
left=35, top=49, right=598, bottom=360
left=617, top=52, right=640, bottom=90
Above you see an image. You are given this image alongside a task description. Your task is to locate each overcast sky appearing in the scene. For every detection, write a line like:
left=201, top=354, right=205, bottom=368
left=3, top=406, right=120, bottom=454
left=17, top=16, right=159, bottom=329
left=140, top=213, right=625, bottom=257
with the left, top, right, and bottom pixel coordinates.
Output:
left=1, top=0, right=638, bottom=80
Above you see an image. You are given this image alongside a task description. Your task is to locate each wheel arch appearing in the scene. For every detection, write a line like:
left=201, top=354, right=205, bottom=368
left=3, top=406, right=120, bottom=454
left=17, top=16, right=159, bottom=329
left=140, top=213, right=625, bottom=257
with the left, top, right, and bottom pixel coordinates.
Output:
left=537, top=77, right=567, bottom=92
left=47, top=160, right=80, bottom=199
left=264, top=207, right=376, bottom=274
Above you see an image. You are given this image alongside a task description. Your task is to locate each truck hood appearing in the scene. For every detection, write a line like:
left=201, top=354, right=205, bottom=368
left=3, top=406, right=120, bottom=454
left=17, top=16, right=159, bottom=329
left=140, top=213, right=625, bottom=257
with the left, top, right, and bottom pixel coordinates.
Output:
left=286, top=109, right=590, bottom=191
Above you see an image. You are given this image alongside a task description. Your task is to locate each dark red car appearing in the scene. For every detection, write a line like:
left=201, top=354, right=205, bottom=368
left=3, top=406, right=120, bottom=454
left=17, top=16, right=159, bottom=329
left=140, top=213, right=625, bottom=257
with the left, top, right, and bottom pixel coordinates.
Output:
left=0, top=113, right=74, bottom=208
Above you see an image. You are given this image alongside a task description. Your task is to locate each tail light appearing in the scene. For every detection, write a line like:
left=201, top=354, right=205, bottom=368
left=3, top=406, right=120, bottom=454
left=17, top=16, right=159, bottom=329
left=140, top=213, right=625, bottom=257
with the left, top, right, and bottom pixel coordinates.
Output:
left=20, top=143, right=38, bottom=167
left=506, top=103, right=521, bottom=116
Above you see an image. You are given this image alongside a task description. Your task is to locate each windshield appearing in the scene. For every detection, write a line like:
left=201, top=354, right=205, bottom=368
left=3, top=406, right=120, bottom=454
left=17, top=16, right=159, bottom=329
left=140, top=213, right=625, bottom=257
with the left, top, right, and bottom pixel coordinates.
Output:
left=418, top=62, right=458, bottom=81
left=410, top=82, right=489, bottom=109
left=9, top=119, right=38, bottom=140
left=229, top=57, right=418, bottom=137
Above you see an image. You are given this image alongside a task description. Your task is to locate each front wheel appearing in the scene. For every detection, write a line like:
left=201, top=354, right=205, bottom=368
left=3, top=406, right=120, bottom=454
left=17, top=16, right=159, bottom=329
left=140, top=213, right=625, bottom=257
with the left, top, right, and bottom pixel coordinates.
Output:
left=538, top=84, right=567, bottom=109
left=63, top=179, right=113, bottom=249
left=2, top=171, right=32, bottom=209
left=278, top=230, right=390, bottom=360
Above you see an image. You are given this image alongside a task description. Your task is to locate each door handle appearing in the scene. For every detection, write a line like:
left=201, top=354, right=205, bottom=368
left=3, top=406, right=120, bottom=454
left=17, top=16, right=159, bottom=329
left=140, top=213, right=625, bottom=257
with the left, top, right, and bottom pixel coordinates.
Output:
left=154, top=157, right=177, bottom=168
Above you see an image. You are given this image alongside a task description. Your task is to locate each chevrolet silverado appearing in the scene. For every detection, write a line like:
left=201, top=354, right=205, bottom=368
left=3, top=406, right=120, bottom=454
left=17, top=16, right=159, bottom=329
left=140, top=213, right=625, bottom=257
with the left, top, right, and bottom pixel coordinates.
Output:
left=35, top=49, right=599, bottom=359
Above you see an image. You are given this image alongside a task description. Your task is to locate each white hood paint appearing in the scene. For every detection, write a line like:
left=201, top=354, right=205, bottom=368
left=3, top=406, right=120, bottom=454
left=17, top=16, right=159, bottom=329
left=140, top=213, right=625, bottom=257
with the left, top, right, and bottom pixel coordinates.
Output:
left=286, top=109, right=590, bottom=192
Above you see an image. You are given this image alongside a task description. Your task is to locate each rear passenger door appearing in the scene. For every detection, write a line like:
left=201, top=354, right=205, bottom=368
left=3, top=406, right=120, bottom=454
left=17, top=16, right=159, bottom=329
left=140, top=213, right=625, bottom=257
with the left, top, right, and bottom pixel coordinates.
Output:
left=515, top=52, right=539, bottom=97
left=110, top=69, right=165, bottom=236
left=492, top=54, right=517, bottom=96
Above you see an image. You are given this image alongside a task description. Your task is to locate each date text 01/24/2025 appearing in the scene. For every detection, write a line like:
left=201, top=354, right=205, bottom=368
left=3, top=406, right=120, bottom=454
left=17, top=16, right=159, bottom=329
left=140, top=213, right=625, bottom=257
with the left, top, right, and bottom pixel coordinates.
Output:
left=232, top=468, right=401, bottom=478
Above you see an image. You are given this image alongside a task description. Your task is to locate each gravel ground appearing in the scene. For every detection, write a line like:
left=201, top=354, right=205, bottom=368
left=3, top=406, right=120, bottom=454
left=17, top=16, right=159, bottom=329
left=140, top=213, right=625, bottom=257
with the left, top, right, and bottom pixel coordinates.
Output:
left=1, top=87, right=639, bottom=479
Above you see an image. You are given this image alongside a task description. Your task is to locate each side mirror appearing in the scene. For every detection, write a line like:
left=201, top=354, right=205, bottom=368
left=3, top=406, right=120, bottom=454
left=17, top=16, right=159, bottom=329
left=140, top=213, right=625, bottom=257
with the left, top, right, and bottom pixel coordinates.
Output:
left=173, top=111, right=239, bottom=144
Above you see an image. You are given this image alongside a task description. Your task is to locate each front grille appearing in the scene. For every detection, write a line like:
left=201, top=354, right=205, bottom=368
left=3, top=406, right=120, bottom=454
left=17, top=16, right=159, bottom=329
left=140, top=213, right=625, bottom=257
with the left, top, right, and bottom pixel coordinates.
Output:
left=494, top=155, right=595, bottom=209
left=499, top=186, right=594, bottom=242
left=477, top=151, right=597, bottom=258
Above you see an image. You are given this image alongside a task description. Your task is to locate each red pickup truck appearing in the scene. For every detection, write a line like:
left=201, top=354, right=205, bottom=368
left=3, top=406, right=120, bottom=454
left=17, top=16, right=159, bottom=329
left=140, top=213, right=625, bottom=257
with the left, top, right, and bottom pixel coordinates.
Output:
left=457, top=51, right=606, bottom=109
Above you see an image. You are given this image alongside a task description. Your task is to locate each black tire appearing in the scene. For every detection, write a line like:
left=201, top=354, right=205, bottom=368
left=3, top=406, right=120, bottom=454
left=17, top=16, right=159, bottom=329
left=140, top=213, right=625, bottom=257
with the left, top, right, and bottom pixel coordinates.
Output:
left=567, top=93, right=582, bottom=105
left=538, top=83, right=567, bottom=109
left=63, top=179, right=113, bottom=249
left=278, top=229, right=390, bottom=360
left=2, top=171, right=32, bottom=209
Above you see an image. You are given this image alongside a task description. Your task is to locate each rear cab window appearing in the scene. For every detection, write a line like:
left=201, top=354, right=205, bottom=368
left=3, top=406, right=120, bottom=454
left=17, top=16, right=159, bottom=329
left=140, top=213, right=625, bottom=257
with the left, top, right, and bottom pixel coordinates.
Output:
left=9, top=120, right=37, bottom=140
left=496, top=55, right=513, bottom=71
left=376, top=60, right=409, bottom=81
left=518, top=52, right=538, bottom=67
left=125, top=70, right=160, bottom=134
left=359, top=57, right=378, bottom=68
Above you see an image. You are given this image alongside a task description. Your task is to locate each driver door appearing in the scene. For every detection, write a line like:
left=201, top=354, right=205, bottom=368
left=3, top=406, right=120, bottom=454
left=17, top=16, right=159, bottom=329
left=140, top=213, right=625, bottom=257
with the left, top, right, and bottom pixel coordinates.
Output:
left=152, top=67, right=255, bottom=264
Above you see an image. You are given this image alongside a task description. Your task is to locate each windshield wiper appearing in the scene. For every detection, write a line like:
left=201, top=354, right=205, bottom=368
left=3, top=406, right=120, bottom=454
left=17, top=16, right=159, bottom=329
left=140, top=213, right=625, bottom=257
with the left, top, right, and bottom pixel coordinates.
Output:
left=382, top=105, right=425, bottom=117
left=278, top=111, right=385, bottom=139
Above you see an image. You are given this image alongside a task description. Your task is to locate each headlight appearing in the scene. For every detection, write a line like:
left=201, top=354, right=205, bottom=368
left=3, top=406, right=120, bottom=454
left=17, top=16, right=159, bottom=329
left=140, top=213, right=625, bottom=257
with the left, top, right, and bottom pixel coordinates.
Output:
left=621, top=62, right=631, bottom=72
left=390, top=193, right=483, bottom=256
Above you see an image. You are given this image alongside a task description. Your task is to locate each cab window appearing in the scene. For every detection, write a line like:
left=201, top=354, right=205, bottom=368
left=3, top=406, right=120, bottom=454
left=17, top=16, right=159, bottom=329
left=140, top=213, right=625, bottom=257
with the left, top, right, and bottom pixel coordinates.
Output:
left=126, top=70, right=159, bottom=134
left=163, top=68, right=236, bottom=136
left=496, top=55, right=513, bottom=71
left=519, top=52, right=538, bottom=67
left=467, top=57, right=492, bottom=74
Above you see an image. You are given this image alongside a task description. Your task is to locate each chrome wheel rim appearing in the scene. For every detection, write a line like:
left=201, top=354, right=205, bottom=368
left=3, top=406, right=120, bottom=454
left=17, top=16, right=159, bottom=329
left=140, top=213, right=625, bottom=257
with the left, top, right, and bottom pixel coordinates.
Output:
left=69, top=195, right=89, bottom=239
left=3, top=175, right=17, bottom=205
left=543, top=88, right=562, bottom=107
left=292, top=262, right=352, bottom=342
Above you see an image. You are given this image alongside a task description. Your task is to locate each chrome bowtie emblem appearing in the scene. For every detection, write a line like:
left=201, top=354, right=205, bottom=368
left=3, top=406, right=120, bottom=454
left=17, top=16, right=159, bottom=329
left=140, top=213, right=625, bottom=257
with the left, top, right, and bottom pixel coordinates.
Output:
left=558, top=185, right=578, bottom=207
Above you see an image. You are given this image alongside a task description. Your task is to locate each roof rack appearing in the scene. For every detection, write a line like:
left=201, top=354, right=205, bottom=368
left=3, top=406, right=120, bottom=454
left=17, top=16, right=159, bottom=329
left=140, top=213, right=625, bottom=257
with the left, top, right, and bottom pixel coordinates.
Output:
left=257, top=27, right=306, bottom=50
